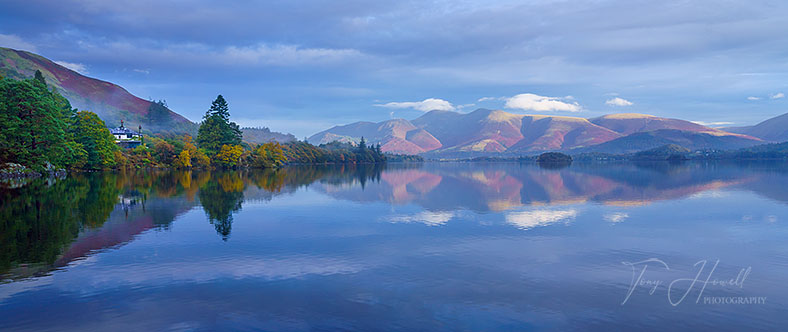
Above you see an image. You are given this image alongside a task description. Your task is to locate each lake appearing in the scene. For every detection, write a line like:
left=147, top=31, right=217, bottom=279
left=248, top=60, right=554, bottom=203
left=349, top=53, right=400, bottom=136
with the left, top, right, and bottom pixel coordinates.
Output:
left=1, top=162, right=787, bottom=331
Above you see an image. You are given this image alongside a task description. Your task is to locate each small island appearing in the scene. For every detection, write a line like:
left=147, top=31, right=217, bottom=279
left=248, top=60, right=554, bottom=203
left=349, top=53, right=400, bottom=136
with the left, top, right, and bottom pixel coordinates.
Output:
left=536, top=152, right=573, bottom=164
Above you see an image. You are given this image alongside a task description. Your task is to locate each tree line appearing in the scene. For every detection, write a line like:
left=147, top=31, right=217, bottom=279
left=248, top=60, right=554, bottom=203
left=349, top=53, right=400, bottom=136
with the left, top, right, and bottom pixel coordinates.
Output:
left=0, top=72, right=386, bottom=174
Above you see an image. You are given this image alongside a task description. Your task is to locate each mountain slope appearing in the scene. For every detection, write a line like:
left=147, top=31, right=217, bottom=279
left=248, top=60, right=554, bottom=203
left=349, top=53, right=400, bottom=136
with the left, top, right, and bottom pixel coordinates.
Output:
left=590, top=113, right=758, bottom=139
left=730, top=112, right=788, bottom=142
left=308, top=119, right=442, bottom=154
left=572, top=129, right=763, bottom=154
left=311, top=109, right=763, bottom=155
left=0, top=47, right=195, bottom=134
left=241, top=127, right=296, bottom=144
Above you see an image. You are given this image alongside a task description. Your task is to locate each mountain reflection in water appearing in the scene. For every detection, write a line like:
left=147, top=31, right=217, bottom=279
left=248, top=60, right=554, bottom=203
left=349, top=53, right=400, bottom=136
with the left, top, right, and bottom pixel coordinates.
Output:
left=1, top=162, right=788, bottom=330
left=2, top=162, right=785, bottom=280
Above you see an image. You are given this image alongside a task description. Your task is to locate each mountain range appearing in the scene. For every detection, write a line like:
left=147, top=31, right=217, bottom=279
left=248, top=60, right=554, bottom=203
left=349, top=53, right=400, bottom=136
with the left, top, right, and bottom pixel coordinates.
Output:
left=309, top=109, right=776, bottom=156
left=3, top=47, right=786, bottom=154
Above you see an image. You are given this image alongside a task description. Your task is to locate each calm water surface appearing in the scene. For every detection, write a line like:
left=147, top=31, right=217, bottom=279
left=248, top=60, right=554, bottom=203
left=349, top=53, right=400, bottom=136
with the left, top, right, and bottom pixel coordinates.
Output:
left=1, top=162, right=788, bottom=331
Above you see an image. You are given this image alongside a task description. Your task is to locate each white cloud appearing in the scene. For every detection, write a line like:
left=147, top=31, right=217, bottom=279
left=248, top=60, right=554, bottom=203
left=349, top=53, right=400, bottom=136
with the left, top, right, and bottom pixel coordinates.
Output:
left=604, top=212, right=629, bottom=223
left=691, top=121, right=734, bottom=127
left=506, top=209, right=577, bottom=230
left=223, top=43, right=362, bottom=66
left=605, top=97, right=633, bottom=107
left=54, top=61, right=88, bottom=74
left=477, top=96, right=501, bottom=102
left=375, top=98, right=455, bottom=112
left=747, top=96, right=760, bottom=101
left=133, top=68, right=150, bottom=74
left=504, top=93, right=581, bottom=112
left=771, top=92, right=784, bottom=99
left=0, top=34, right=37, bottom=52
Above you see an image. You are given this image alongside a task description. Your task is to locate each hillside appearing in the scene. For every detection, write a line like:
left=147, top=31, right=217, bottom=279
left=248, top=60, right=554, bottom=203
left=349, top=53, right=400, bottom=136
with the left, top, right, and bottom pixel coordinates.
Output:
left=309, top=119, right=442, bottom=154
left=0, top=47, right=196, bottom=135
left=571, top=129, right=762, bottom=154
left=725, top=112, right=788, bottom=142
left=241, top=127, right=296, bottom=144
left=310, top=109, right=759, bottom=156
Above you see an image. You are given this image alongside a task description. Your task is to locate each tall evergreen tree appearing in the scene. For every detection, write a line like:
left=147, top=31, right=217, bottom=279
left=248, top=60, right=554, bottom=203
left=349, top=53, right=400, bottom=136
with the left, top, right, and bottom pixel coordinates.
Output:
left=358, top=137, right=367, bottom=152
left=34, top=70, right=46, bottom=86
left=208, top=95, right=231, bottom=121
left=197, top=95, right=242, bottom=156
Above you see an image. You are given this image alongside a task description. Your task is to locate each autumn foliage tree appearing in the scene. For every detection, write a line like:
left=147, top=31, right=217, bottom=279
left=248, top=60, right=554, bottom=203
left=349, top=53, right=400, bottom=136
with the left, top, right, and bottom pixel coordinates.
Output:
left=215, top=144, right=243, bottom=168
left=252, top=142, right=287, bottom=168
left=71, top=111, right=118, bottom=169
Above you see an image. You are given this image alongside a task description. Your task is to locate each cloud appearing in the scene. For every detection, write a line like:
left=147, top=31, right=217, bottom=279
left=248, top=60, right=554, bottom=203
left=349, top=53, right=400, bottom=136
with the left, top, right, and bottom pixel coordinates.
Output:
left=605, top=97, right=633, bottom=107
left=506, top=209, right=577, bottom=230
left=133, top=68, right=150, bottom=74
left=747, top=96, right=760, bottom=101
left=691, top=121, right=734, bottom=127
left=504, top=93, right=581, bottom=112
left=477, top=96, right=501, bottom=102
left=771, top=92, right=784, bottom=99
left=222, top=44, right=363, bottom=66
left=375, top=98, right=455, bottom=112
left=0, top=34, right=37, bottom=52
left=54, top=61, right=88, bottom=74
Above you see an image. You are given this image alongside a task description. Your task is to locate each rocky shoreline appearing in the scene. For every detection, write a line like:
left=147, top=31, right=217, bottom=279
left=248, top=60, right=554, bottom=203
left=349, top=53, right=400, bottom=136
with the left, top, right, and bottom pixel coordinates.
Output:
left=0, top=163, right=67, bottom=188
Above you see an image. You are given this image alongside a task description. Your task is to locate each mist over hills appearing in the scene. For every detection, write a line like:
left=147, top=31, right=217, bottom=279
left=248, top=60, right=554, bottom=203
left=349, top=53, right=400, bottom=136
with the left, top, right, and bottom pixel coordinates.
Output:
left=0, top=47, right=195, bottom=135
left=1, top=47, right=296, bottom=142
left=310, top=108, right=767, bottom=156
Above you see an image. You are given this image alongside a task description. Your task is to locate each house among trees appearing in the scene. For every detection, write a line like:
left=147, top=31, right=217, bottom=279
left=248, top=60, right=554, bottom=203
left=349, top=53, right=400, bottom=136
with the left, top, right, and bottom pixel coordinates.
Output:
left=110, top=120, right=142, bottom=149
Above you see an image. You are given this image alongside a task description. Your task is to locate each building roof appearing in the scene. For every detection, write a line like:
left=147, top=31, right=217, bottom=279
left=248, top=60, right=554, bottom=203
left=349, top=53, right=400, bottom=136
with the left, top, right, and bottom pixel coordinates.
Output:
left=110, top=122, right=140, bottom=136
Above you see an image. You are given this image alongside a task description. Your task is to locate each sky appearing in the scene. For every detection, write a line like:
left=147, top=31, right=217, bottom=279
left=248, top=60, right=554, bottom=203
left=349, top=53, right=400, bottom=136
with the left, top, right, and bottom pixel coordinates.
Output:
left=1, top=0, right=787, bottom=137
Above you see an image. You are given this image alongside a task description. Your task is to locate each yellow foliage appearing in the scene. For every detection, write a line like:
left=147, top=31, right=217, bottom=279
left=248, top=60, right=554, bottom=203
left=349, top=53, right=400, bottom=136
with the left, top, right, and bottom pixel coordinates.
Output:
left=216, top=144, right=243, bottom=167
left=253, top=142, right=287, bottom=168
left=174, top=150, right=192, bottom=168
left=113, top=150, right=127, bottom=168
left=192, top=149, right=211, bottom=168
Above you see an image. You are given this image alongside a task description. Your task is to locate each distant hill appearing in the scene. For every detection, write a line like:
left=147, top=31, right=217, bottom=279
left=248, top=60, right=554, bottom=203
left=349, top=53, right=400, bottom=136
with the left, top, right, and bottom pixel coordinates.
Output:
left=0, top=47, right=196, bottom=135
left=724, top=112, right=788, bottom=142
left=571, top=129, right=762, bottom=155
left=590, top=113, right=715, bottom=135
left=310, top=109, right=760, bottom=156
left=308, top=119, right=441, bottom=154
left=631, top=144, right=691, bottom=161
left=241, top=127, right=296, bottom=144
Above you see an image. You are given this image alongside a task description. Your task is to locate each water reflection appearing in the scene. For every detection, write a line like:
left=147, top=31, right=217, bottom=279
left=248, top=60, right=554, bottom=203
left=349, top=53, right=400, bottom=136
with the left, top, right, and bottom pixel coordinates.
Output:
left=1, top=161, right=787, bottom=281
left=2, top=161, right=788, bottom=330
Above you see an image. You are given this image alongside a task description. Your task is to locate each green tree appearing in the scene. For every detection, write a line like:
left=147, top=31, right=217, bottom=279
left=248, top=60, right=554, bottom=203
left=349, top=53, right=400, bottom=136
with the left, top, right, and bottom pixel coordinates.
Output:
left=358, top=137, right=367, bottom=152
left=196, top=95, right=242, bottom=156
left=34, top=70, right=46, bottom=86
left=72, top=111, right=118, bottom=169
left=0, top=77, right=74, bottom=171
